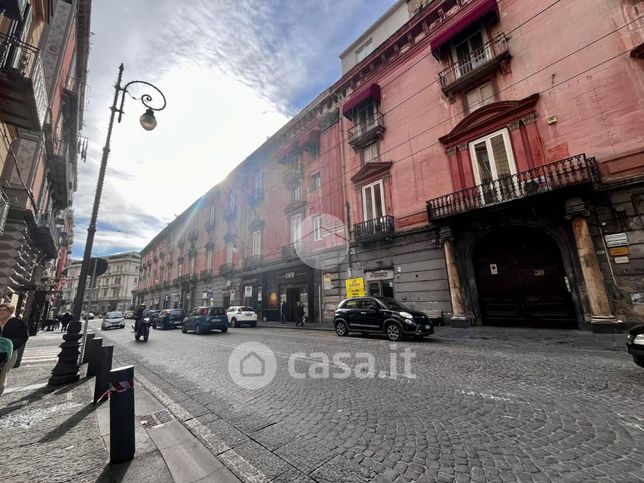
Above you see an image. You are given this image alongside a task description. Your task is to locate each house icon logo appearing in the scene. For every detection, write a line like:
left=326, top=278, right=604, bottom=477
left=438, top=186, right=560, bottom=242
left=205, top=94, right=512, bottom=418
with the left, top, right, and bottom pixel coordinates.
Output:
left=240, top=352, right=265, bottom=377
left=228, top=342, right=276, bottom=389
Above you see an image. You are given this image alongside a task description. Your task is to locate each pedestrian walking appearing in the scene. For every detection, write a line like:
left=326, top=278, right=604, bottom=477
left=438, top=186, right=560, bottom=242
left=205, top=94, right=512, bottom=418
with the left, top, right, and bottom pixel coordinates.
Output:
left=296, top=301, right=305, bottom=327
left=0, top=303, right=29, bottom=397
left=281, top=300, right=288, bottom=324
left=61, top=312, right=73, bottom=332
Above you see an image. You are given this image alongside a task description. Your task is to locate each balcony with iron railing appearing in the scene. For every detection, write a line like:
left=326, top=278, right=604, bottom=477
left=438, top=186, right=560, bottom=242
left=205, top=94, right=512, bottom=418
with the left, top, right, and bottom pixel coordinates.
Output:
left=219, top=263, right=235, bottom=275
left=348, top=112, right=385, bottom=149
left=282, top=166, right=303, bottom=187
left=281, top=242, right=300, bottom=260
left=0, top=30, right=48, bottom=130
left=224, top=204, right=237, bottom=220
left=426, top=154, right=596, bottom=220
left=439, top=34, right=511, bottom=98
left=0, top=0, right=28, bottom=20
left=34, top=213, right=61, bottom=258
left=353, top=216, right=395, bottom=243
left=249, top=188, right=264, bottom=205
left=205, top=218, right=216, bottom=231
left=243, top=255, right=263, bottom=271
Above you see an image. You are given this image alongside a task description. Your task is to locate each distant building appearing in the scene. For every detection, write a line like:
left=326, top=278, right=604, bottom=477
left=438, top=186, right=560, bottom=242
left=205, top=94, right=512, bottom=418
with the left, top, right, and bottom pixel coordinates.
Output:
left=61, top=252, right=140, bottom=314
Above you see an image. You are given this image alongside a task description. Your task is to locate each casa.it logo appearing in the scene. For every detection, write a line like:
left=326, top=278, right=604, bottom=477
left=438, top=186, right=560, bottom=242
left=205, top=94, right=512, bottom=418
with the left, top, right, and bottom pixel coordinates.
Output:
left=228, top=342, right=277, bottom=390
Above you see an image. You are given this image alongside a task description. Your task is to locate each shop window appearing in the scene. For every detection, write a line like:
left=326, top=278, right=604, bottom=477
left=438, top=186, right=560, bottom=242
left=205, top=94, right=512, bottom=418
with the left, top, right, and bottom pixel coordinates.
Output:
left=368, top=280, right=394, bottom=298
left=362, top=142, right=379, bottom=164
left=362, top=180, right=386, bottom=222
left=465, top=82, right=494, bottom=113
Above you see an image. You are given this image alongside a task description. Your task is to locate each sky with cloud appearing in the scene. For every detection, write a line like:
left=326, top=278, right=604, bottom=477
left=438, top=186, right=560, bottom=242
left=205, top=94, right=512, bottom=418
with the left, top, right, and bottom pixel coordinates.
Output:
left=73, top=0, right=396, bottom=258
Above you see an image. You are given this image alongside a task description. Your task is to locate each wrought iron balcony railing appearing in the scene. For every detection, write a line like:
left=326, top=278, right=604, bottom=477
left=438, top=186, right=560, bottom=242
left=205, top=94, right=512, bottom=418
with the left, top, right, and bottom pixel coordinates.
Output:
left=0, top=30, right=49, bottom=130
left=426, top=154, right=596, bottom=220
left=0, top=187, right=9, bottom=236
left=282, top=166, right=303, bottom=187
left=348, top=112, right=385, bottom=148
left=200, top=269, right=212, bottom=280
left=282, top=243, right=300, bottom=260
left=439, top=34, right=511, bottom=97
left=34, top=213, right=61, bottom=258
left=219, top=263, right=235, bottom=275
left=243, top=255, right=263, bottom=271
left=249, top=188, right=264, bottom=205
left=223, top=204, right=237, bottom=220
left=205, top=219, right=216, bottom=231
left=353, top=216, right=395, bottom=242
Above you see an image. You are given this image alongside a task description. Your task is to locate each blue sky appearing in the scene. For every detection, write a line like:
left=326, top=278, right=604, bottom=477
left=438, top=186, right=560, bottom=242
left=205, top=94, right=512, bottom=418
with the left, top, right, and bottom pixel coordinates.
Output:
left=73, top=0, right=396, bottom=258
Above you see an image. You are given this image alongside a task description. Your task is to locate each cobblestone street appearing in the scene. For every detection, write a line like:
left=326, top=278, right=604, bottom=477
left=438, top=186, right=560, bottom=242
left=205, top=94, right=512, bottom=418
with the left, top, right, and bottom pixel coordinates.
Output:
left=94, top=323, right=644, bottom=482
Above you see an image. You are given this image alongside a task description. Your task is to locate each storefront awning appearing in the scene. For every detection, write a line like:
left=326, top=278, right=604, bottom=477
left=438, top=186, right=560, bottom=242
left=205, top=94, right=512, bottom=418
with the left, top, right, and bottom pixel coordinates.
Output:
left=342, top=83, right=381, bottom=119
left=430, top=0, right=498, bottom=53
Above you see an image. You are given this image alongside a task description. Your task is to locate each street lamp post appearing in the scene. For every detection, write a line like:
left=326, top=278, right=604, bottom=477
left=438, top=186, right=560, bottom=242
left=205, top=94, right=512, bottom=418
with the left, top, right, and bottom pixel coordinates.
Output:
left=49, top=64, right=166, bottom=386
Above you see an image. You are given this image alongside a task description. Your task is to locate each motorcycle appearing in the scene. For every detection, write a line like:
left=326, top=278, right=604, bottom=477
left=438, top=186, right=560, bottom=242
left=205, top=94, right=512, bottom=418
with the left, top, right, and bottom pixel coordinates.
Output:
left=133, top=318, right=150, bottom=342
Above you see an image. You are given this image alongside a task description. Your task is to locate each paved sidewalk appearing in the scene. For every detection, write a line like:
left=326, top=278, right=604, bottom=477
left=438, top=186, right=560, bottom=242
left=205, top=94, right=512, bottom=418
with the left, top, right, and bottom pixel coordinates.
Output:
left=257, top=320, right=629, bottom=351
left=0, top=331, right=240, bottom=483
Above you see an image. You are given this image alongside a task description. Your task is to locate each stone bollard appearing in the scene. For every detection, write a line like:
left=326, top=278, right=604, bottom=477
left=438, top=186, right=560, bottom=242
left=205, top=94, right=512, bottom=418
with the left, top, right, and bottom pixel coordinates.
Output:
left=109, top=365, right=135, bottom=464
left=86, top=337, right=103, bottom=378
left=93, top=345, right=113, bottom=404
left=81, top=333, right=95, bottom=364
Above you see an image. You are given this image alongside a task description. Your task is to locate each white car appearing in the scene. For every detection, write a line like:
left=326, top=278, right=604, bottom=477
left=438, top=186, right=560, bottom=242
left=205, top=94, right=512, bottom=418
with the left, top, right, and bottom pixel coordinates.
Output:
left=101, top=311, right=125, bottom=330
left=226, top=306, right=258, bottom=328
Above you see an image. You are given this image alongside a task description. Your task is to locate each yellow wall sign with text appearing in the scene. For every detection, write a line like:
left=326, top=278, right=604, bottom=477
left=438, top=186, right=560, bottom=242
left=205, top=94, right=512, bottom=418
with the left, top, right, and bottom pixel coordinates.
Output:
left=345, top=277, right=366, bottom=297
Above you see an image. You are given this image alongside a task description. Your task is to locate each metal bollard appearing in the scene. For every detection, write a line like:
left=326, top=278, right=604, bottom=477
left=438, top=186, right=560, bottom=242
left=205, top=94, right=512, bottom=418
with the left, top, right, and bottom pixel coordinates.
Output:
left=86, top=337, right=103, bottom=378
left=93, top=345, right=113, bottom=404
left=82, top=333, right=95, bottom=364
left=109, top=365, right=135, bottom=464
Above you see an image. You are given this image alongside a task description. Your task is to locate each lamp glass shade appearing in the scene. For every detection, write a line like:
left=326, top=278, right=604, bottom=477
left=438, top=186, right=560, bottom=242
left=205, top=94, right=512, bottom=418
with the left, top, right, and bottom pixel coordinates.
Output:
left=139, top=109, right=157, bottom=131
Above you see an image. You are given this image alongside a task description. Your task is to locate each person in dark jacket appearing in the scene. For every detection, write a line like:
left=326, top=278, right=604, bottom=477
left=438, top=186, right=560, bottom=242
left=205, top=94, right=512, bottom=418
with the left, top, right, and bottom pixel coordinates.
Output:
left=60, top=312, right=73, bottom=332
left=280, top=300, right=288, bottom=324
left=0, top=303, right=29, bottom=396
left=295, top=301, right=305, bottom=327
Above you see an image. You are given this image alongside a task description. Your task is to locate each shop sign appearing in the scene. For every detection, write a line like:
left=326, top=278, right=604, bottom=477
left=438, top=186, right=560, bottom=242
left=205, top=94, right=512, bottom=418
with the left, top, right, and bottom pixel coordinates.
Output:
left=243, top=278, right=258, bottom=285
left=257, top=289, right=262, bottom=302
left=284, top=272, right=296, bottom=279
left=345, top=277, right=365, bottom=297
left=608, top=246, right=629, bottom=257
left=489, top=264, right=498, bottom=275
left=604, top=233, right=629, bottom=247
left=365, top=270, right=394, bottom=281
left=323, top=273, right=333, bottom=290
left=613, top=256, right=630, bottom=264
left=244, top=286, right=253, bottom=297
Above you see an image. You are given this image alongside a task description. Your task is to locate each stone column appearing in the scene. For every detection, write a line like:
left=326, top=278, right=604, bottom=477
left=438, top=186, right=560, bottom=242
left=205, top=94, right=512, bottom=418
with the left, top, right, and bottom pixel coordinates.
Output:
left=440, top=226, right=469, bottom=327
left=565, top=198, right=622, bottom=331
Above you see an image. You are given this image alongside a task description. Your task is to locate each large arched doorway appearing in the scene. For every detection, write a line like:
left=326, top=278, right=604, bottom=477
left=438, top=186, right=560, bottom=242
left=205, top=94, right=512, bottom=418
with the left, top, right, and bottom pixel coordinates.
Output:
left=473, top=227, right=577, bottom=328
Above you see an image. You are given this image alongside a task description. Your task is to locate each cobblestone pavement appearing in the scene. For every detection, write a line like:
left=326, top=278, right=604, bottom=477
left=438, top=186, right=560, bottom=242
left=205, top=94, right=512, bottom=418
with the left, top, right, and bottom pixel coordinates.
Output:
left=0, top=331, right=109, bottom=483
left=95, top=322, right=644, bottom=483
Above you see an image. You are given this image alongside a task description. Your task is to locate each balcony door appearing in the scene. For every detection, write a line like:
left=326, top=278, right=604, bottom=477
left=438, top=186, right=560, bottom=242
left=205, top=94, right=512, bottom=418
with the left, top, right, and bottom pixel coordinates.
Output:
left=453, top=29, right=489, bottom=78
left=469, top=129, right=517, bottom=206
left=362, top=180, right=385, bottom=222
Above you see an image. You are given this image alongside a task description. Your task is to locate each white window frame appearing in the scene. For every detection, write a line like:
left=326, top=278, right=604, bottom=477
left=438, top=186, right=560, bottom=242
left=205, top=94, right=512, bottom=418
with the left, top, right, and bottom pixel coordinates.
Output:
left=452, top=28, right=490, bottom=79
left=292, top=185, right=301, bottom=201
left=254, top=170, right=263, bottom=191
left=206, top=249, right=213, bottom=269
left=252, top=230, right=262, bottom=256
left=226, top=242, right=234, bottom=264
left=361, top=142, right=379, bottom=164
left=313, top=215, right=323, bottom=241
left=311, top=172, right=321, bottom=191
left=361, top=180, right=386, bottom=222
left=290, top=214, right=302, bottom=245
left=465, top=82, right=494, bottom=112
left=468, top=128, right=517, bottom=185
left=209, top=206, right=216, bottom=224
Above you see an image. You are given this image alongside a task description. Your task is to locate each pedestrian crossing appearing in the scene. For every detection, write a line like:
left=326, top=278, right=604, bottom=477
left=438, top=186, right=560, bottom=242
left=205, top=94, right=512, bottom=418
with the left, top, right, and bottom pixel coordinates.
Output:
left=19, top=346, right=61, bottom=365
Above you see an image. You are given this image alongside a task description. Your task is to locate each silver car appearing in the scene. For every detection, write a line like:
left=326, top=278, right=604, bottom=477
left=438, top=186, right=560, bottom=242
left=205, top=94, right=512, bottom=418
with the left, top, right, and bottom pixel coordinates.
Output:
left=101, top=311, right=126, bottom=330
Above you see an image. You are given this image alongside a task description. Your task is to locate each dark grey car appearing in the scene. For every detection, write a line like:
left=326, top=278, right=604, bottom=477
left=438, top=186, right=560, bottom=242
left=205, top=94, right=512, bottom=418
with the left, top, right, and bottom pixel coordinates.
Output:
left=181, top=306, right=228, bottom=335
left=334, top=296, right=435, bottom=341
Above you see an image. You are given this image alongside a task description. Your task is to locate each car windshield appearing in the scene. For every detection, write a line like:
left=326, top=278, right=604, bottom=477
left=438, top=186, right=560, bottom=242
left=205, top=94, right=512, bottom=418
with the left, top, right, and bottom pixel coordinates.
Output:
left=378, top=298, right=411, bottom=311
left=170, top=310, right=183, bottom=316
left=106, top=311, right=123, bottom=318
left=209, top=307, right=225, bottom=315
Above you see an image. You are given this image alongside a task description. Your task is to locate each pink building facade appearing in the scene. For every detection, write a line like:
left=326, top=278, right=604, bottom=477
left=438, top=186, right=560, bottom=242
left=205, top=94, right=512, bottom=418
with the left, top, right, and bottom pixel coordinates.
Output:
left=137, top=0, right=644, bottom=330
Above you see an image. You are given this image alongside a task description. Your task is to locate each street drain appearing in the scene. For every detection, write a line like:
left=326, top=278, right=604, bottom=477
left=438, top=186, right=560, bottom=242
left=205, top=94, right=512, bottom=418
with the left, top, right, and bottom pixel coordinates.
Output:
left=138, top=409, right=174, bottom=427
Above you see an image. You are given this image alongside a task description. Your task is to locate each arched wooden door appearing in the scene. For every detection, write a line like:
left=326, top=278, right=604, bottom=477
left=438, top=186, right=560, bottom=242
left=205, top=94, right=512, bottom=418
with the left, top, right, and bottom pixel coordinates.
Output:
left=473, top=227, right=577, bottom=328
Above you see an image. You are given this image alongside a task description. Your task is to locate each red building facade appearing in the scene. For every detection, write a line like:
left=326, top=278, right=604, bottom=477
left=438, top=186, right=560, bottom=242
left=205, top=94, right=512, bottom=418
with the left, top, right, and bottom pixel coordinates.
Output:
left=138, top=0, right=644, bottom=330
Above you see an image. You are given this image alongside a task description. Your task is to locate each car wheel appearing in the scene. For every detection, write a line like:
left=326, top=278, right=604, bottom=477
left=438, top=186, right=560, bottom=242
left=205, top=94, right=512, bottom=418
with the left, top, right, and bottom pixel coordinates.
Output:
left=251, top=323, right=257, bottom=328
left=230, top=318, right=237, bottom=328
left=221, top=327, right=228, bottom=333
left=195, top=324, right=202, bottom=335
left=181, top=324, right=187, bottom=334
left=335, top=321, right=348, bottom=337
left=386, top=323, right=402, bottom=342
left=120, top=325, right=125, bottom=329
left=634, top=357, right=644, bottom=368
left=153, top=322, right=157, bottom=330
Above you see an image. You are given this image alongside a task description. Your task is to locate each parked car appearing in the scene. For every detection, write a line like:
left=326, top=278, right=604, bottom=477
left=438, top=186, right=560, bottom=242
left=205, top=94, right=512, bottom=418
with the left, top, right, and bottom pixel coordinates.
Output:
left=101, top=311, right=126, bottom=330
left=226, top=306, right=258, bottom=327
left=82, top=312, right=95, bottom=320
left=153, top=309, right=186, bottom=330
left=182, top=306, right=228, bottom=335
left=145, top=310, right=161, bottom=324
left=334, top=296, right=435, bottom=341
left=626, top=325, right=644, bottom=368
left=124, top=310, right=134, bottom=319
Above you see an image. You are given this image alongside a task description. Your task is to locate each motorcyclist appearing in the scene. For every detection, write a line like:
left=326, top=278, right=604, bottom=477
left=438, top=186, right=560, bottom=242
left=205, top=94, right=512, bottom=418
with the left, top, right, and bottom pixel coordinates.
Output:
left=133, top=304, right=146, bottom=334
